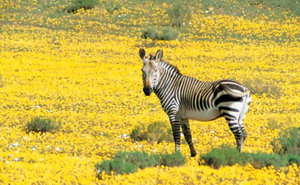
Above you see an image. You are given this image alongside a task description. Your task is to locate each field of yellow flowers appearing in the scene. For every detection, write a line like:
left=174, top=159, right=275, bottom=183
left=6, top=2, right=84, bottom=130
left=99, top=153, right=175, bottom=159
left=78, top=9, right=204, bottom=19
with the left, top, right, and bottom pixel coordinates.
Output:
left=0, top=0, right=299, bottom=184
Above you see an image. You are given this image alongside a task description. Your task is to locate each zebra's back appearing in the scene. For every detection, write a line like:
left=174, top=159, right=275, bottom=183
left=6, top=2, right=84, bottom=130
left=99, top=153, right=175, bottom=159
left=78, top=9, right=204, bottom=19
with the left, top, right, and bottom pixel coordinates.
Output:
left=176, top=77, right=249, bottom=121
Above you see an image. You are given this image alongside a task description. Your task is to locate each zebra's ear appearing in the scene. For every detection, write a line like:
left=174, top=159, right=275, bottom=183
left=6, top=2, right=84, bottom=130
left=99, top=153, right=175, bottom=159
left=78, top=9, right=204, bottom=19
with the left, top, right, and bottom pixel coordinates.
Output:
left=139, top=48, right=146, bottom=60
left=155, top=49, right=163, bottom=61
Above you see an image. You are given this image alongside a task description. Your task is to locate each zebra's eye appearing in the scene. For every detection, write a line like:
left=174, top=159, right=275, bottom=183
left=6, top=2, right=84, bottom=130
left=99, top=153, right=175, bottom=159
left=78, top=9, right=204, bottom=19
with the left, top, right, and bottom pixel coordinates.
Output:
left=142, top=71, right=146, bottom=78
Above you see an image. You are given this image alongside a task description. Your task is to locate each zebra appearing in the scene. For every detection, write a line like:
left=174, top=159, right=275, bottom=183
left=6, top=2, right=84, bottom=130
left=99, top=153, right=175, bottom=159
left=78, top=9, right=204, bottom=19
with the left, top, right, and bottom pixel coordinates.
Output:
left=139, top=48, right=251, bottom=157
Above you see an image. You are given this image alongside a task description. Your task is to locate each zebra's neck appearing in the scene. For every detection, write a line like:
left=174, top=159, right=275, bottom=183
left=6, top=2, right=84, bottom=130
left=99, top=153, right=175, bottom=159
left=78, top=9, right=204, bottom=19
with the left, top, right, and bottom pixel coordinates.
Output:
left=153, top=61, right=182, bottom=100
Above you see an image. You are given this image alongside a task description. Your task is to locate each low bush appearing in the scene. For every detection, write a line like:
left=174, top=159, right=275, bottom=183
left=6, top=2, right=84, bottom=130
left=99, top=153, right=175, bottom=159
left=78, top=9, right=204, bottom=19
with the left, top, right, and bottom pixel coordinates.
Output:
left=114, top=151, right=160, bottom=169
left=141, top=27, right=179, bottom=40
left=200, top=145, right=248, bottom=169
left=243, top=78, right=282, bottom=98
left=201, top=144, right=300, bottom=169
left=129, top=126, right=147, bottom=141
left=130, top=122, right=173, bottom=143
left=287, top=154, right=300, bottom=165
left=146, top=122, right=173, bottom=143
left=105, top=1, right=121, bottom=14
left=271, top=127, right=300, bottom=155
left=247, top=153, right=289, bottom=169
left=66, top=0, right=99, bottom=13
left=25, top=117, right=59, bottom=134
left=242, top=78, right=282, bottom=98
left=95, top=158, right=137, bottom=176
left=167, top=3, right=191, bottom=27
left=95, top=151, right=186, bottom=178
left=160, top=151, right=186, bottom=167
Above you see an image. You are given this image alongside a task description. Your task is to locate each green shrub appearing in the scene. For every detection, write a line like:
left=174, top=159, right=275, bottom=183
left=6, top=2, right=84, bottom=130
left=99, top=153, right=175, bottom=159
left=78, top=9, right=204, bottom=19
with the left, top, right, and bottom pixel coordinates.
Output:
left=247, top=153, right=289, bottom=169
left=95, top=158, right=137, bottom=177
left=271, top=127, right=300, bottom=155
left=242, top=78, right=282, bottom=98
left=262, top=0, right=300, bottom=16
left=129, top=126, right=147, bottom=141
left=200, top=145, right=248, bottom=169
left=66, top=0, right=99, bottom=13
left=160, top=151, right=186, bottom=167
left=105, top=1, right=121, bottom=14
left=130, top=122, right=173, bottom=143
left=141, top=27, right=179, bottom=40
left=95, top=151, right=186, bottom=178
left=25, top=117, right=59, bottom=134
left=201, top=145, right=298, bottom=169
left=167, top=3, right=191, bottom=27
left=287, top=154, right=300, bottom=166
left=115, top=151, right=160, bottom=169
left=146, top=122, right=172, bottom=143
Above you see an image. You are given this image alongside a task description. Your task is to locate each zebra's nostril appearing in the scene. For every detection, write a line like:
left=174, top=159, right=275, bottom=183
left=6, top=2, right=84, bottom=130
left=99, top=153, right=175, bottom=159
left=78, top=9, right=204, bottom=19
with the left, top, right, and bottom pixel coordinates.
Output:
left=143, top=86, right=152, bottom=96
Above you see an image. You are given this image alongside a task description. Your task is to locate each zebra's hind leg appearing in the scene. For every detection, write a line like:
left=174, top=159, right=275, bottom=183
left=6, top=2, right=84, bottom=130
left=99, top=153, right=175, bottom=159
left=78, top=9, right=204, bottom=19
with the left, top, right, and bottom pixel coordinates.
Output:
left=231, top=126, right=244, bottom=152
left=223, top=115, right=244, bottom=152
left=181, top=119, right=197, bottom=157
left=238, top=95, right=251, bottom=150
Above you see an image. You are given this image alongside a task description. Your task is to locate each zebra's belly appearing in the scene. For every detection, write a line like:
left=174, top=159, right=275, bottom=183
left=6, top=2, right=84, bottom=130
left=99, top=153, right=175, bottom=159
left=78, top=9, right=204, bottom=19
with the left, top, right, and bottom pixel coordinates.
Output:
left=184, top=109, right=221, bottom=121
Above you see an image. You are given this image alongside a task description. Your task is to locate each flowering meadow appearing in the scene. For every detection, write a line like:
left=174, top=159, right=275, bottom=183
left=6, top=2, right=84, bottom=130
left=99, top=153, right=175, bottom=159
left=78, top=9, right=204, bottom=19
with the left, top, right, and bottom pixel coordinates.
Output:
left=0, top=0, right=299, bottom=184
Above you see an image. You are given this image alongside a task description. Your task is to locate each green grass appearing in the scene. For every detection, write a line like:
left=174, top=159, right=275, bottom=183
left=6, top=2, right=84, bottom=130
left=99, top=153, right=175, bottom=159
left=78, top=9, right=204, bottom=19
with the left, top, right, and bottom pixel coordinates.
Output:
left=95, top=151, right=186, bottom=178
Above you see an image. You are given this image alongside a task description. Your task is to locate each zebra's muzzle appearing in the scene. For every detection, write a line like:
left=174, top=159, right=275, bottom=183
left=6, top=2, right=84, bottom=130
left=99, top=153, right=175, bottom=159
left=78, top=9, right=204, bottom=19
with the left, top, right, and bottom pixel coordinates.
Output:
left=143, top=86, right=152, bottom=96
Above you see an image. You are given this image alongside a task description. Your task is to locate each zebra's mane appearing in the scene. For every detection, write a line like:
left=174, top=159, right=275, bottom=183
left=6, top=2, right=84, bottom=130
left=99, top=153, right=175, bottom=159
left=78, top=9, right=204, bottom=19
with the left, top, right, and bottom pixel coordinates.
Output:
left=159, top=60, right=182, bottom=75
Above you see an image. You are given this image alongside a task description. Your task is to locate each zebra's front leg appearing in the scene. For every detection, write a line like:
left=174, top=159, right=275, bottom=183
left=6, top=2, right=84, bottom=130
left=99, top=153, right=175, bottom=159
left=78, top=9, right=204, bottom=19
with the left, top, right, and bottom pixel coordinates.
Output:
left=169, top=117, right=181, bottom=153
left=181, top=118, right=197, bottom=157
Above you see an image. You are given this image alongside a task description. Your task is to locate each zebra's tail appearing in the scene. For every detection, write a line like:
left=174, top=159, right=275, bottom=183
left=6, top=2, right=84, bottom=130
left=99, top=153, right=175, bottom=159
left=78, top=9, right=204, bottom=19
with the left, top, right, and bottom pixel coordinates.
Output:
left=221, top=84, right=250, bottom=98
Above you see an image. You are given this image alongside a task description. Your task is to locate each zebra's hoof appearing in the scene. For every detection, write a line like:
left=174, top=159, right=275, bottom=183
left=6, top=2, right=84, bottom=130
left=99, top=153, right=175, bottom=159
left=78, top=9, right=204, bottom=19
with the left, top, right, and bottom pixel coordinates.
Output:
left=191, top=151, right=197, bottom=157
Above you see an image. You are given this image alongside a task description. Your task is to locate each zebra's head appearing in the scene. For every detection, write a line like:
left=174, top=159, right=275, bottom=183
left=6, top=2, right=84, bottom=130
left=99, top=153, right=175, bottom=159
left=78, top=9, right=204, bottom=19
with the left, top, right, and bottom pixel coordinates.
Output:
left=139, top=48, right=163, bottom=96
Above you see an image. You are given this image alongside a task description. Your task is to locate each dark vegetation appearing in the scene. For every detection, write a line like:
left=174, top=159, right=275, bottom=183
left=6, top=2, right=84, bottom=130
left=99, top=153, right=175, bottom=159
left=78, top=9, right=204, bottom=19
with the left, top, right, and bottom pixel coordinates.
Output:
left=2, top=0, right=299, bottom=42
left=65, top=0, right=99, bottom=13
left=130, top=122, right=173, bottom=143
left=25, top=117, right=59, bottom=134
left=95, top=151, right=185, bottom=178
left=271, top=127, right=300, bottom=156
left=167, top=3, right=191, bottom=27
left=201, top=127, right=300, bottom=169
left=97, top=127, right=299, bottom=177
left=141, top=27, right=179, bottom=40
left=242, top=78, right=282, bottom=98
